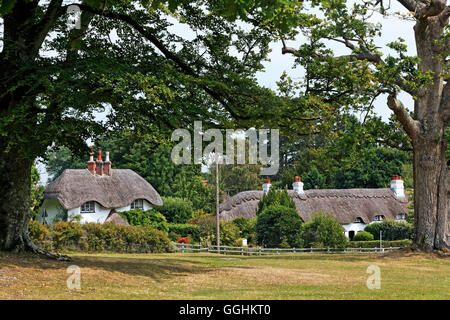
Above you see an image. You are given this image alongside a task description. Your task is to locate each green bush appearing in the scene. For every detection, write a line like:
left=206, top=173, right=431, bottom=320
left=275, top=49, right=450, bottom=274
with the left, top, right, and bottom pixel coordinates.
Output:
left=256, top=204, right=303, bottom=248
left=119, top=209, right=169, bottom=232
left=364, top=220, right=413, bottom=241
left=167, top=223, right=200, bottom=242
left=232, top=217, right=257, bottom=246
left=257, top=187, right=296, bottom=216
left=28, top=220, right=172, bottom=253
left=347, top=239, right=412, bottom=248
left=352, top=231, right=374, bottom=241
left=301, top=212, right=348, bottom=248
left=158, top=197, right=194, bottom=223
left=195, top=216, right=242, bottom=246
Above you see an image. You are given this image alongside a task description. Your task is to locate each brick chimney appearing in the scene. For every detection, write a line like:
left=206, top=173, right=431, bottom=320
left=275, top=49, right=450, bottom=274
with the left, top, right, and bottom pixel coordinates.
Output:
left=87, top=146, right=96, bottom=175
left=103, top=151, right=111, bottom=176
left=390, top=175, right=405, bottom=199
left=95, top=146, right=103, bottom=176
left=293, top=176, right=304, bottom=195
left=262, top=177, right=271, bottom=194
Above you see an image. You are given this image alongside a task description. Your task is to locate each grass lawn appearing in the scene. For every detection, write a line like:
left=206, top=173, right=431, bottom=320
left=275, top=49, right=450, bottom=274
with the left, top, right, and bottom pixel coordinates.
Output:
left=0, top=249, right=448, bottom=300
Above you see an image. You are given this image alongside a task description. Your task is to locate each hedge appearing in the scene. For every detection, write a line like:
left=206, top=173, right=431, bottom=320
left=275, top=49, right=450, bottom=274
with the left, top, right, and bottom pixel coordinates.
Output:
left=364, top=220, right=414, bottom=241
left=159, top=197, right=194, bottom=223
left=167, top=223, right=200, bottom=242
left=347, top=239, right=412, bottom=248
left=118, top=209, right=169, bottom=232
left=352, top=231, right=374, bottom=241
left=28, top=221, right=173, bottom=253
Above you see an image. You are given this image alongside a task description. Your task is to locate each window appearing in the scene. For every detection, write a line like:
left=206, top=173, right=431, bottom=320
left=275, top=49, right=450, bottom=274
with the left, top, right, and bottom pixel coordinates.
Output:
left=396, top=214, right=406, bottom=220
left=131, top=199, right=144, bottom=210
left=80, top=201, right=95, bottom=213
left=354, top=217, right=363, bottom=223
left=374, top=215, right=384, bottom=222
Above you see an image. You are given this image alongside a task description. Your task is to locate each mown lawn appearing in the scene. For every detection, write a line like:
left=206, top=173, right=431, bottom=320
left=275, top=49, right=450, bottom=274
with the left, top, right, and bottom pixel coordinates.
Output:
left=0, top=250, right=448, bottom=300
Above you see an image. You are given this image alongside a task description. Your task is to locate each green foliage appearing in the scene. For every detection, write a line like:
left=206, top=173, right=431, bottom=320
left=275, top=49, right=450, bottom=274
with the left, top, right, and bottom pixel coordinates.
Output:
left=364, top=220, right=414, bottom=241
left=347, top=239, right=412, bottom=248
left=30, top=165, right=44, bottom=219
left=257, top=187, right=296, bottom=216
left=301, top=212, right=348, bottom=248
left=303, top=166, right=325, bottom=190
left=232, top=217, right=257, bottom=245
left=28, top=221, right=172, bottom=253
left=158, top=197, right=194, bottom=224
left=167, top=223, right=200, bottom=242
left=195, top=216, right=241, bottom=246
left=256, top=205, right=303, bottom=248
left=352, top=231, right=374, bottom=241
left=119, top=209, right=169, bottom=232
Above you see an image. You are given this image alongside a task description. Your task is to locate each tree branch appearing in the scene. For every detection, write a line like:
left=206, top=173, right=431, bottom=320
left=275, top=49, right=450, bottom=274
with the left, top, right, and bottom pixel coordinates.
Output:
left=31, top=0, right=64, bottom=56
left=387, top=94, right=419, bottom=141
left=415, top=0, right=447, bottom=19
left=397, top=0, right=421, bottom=12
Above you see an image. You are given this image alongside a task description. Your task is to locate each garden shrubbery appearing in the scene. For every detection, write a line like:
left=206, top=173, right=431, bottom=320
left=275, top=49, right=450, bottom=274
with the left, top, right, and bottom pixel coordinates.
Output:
left=28, top=220, right=172, bottom=253
left=167, top=223, right=200, bottom=242
left=352, top=231, right=374, bottom=241
left=118, top=209, right=169, bottom=232
left=301, top=212, right=348, bottom=248
left=364, top=220, right=414, bottom=240
left=158, top=197, right=194, bottom=223
left=256, top=205, right=303, bottom=248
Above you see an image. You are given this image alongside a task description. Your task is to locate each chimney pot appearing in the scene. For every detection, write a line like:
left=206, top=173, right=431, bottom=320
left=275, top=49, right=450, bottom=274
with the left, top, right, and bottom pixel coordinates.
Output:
left=390, top=174, right=405, bottom=198
left=293, top=176, right=304, bottom=195
left=262, top=179, right=271, bottom=194
left=103, top=151, right=112, bottom=176
left=95, top=147, right=103, bottom=176
left=87, top=146, right=96, bottom=175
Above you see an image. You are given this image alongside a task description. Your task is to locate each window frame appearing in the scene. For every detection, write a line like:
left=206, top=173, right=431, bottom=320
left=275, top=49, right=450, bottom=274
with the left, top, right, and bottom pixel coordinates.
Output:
left=131, top=199, right=144, bottom=210
left=80, top=201, right=95, bottom=213
left=374, top=215, right=384, bottom=222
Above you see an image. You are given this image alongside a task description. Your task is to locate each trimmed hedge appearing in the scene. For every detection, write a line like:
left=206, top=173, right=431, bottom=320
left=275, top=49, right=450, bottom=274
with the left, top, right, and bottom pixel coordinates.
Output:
left=118, top=209, right=169, bottom=232
left=352, top=231, right=374, bottom=241
left=28, top=221, right=172, bottom=253
left=159, top=197, right=194, bottom=223
left=347, top=239, right=412, bottom=248
left=167, top=223, right=200, bottom=242
left=364, top=220, right=414, bottom=240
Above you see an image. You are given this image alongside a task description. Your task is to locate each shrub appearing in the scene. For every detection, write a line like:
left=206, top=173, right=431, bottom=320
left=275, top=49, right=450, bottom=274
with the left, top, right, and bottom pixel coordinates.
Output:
left=364, top=220, right=413, bottom=241
left=232, top=217, right=257, bottom=245
left=28, top=221, right=172, bottom=253
left=158, top=197, right=194, bottom=223
left=301, top=212, right=348, bottom=248
left=256, top=205, right=303, bottom=248
left=119, top=209, right=169, bottom=232
left=196, top=216, right=242, bottom=246
left=257, top=187, right=295, bottom=216
left=167, top=223, right=200, bottom=242
left=347, top=239, right=412, bottom=248
left=352, top=231, right=374, bottom=241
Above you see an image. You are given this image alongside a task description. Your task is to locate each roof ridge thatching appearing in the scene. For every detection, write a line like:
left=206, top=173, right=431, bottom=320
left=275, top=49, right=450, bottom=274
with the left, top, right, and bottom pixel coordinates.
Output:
left=44, top=169, right=163, bottom=209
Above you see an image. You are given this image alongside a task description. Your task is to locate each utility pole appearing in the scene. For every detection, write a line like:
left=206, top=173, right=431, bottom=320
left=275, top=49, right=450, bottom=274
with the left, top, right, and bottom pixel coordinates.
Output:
left=215, top=152, right=220, bottom=254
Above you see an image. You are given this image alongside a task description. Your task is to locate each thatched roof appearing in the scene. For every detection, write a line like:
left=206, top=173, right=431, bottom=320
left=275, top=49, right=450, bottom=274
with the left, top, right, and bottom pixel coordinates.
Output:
left=105, top=212, right=130, bottom=226
left=44, top=169, right=163, bottom=209
left=219, top=188, right=409, bottom=224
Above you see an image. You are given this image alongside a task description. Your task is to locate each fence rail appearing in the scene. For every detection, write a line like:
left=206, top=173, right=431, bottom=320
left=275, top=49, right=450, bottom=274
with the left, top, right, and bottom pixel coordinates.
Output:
left=173, top=243, right=400, bottom=255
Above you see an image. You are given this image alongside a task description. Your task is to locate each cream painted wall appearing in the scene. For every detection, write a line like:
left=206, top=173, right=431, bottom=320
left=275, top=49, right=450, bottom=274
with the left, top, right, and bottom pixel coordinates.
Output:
left=38, top=199, right=154, bottom=225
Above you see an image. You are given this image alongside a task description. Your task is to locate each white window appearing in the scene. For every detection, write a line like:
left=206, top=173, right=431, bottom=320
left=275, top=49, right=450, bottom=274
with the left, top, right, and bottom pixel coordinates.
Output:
left=80, top=201, right=95, bottom=213
left=354, top=217, right=363, bottom=223
left=374, top=215, right=384, bottom=222
left=396, top=214, right=406, bottom=220
left=131, top=199, right=144, bottom=210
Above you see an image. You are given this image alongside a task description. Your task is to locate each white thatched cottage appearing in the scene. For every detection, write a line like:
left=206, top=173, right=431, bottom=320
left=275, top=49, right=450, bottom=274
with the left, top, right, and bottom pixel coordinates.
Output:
left=37, top=147, right=163, bottom=225
left=219, top=176, right=409, bottom=240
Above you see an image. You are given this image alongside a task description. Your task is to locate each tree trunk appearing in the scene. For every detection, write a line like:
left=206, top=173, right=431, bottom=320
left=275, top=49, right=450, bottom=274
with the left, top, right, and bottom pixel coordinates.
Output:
left=412, top=15, right=449, bottom=251
left=0, top=147, right=33, bottom=251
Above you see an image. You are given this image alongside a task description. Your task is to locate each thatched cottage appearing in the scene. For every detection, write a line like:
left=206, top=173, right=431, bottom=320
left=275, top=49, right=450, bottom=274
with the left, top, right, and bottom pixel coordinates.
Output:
left=38, top=147, right=163, bottom=225
left=219, top=176, right=409, bottom=240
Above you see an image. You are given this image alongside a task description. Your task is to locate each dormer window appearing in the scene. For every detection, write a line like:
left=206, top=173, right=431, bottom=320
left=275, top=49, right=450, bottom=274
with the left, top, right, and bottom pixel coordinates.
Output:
left=81, top=201, right=95, bottom=213
left=354, top=217, right=363, bottom=223
left=395, top=214, right=406, bottom=221
left=374, top=215, right=384, bottom=222
left=131, top=199, right=144, bottom=210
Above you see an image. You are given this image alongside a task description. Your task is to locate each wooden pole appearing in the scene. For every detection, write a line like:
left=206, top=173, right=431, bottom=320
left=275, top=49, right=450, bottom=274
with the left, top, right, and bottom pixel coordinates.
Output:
left=216, top=152, right=220, bottom=254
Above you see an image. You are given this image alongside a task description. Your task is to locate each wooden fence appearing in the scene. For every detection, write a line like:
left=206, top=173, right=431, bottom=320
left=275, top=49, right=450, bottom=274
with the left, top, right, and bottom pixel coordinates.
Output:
left=172, top=243, right=400, bottom=255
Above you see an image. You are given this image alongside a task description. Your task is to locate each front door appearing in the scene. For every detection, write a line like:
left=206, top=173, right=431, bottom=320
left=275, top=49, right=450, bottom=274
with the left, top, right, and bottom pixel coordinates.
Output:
left=349, top=231, right=355, bottom=240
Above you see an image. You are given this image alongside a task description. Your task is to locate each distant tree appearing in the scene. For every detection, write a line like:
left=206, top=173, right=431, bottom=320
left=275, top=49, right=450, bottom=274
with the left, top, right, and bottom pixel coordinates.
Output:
left=257, top=187, right=296, bottom=216
left=303, top=166, right=325, bottom=190
left=302, top=212, right=348, bottom=248
left=256, top=205, right=303, bottom=248
left=30, top=166, right=44, bottom=219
